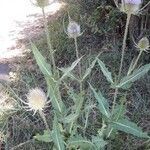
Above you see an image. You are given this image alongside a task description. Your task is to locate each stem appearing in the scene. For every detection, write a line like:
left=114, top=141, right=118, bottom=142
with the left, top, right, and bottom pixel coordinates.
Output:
left=128, top=50, right=143, bottom=75
left=39, top=111, right=50, bottom=131
left=74, top=37, right=82, bottom=91
left=118, top=13, right=131, bottom=81
left=108, top=13, right=131, bottom=138
left=42, top=7, right=56, bottom=72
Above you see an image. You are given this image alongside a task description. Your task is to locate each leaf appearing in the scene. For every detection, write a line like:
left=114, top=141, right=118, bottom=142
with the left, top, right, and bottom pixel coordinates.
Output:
left=52, top=116, right=65, bottom=150
left=68, top=134, right=95, bottom=149
left=97, top=58, right=114, bottom=84
left=92, top=136, right=107, bottom=150
left=46, top=77, right=64, bottom=114
left=31, top=42, right=52, bottom=76
left=82, top=58, right=97, bottom=80
left=89, top=84, right=111, bottom=118
left=34, top=130, right=52, bottom=142
left=59, top=57, right=82, bottom=81
left=62, top=113, right=78, bottom=124
left=111, top=119, right=149, bottom=138
left=116, top=64, right=150, bottom=88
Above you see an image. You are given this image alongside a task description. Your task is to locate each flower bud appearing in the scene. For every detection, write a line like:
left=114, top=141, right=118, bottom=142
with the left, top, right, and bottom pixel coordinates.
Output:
left=67, top=21, right=81, bottom=38
left=120, top=0, right=142, bottom=14
left=137, top=37, right=149, bottom=51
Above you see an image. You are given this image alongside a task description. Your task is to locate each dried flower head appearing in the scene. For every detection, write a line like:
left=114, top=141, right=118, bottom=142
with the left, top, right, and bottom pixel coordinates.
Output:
left=67, top=20, right=81, bottom=38
left=137, top=37, right=149, bottom=52
left=120, top=0, right=142, bottom=14
left=26, top=88, right=48, bottom=114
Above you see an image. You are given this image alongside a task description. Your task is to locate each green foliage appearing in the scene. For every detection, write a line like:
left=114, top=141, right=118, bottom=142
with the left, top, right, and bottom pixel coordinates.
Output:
left=111, top=119, right=149, bottom=138
left=97, top=58, right=114, bottom=84
left=89, top=84, right=111, bottom=118
left=34, top=130, right=52, bottom=142
left=116, top=64, right=150, bottom=89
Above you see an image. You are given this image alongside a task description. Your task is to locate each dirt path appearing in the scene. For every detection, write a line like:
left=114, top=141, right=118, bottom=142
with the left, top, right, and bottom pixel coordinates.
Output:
left=0, top=0, right=62, bottom=81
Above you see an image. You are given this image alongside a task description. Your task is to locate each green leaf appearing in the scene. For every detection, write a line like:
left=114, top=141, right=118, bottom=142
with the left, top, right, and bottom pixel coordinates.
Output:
left=97, top=58, right=114, bottom=84
left=46, top=78, right=64, bottom=114
left=89, top=84, right=111, bottom=118
left=52, top=116, right=65, bottom=150
left=62, top=113, right=78, bottom=124
left=34, top=130, right=52, bottom=142
left=116, top=64, right=150, bottom=88
left=59, top=57, right=82, bottom=81
left=82, top=58, right=97, bottom=81
left=92, top=136, right=107, bottom=150
left=31, top=42, right=52, bottom=76
left=111, top=119, right=149, bottom=138
left=68, top=135, right=95, bottom=149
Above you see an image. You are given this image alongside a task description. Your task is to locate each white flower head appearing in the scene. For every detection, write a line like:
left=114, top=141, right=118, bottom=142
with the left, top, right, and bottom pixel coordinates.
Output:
left=26, top=88, right=49, bottom=114
left=34, top=0, right=50, bottom=8
left=120, top=0, right=142, bottom=14
left=67, top=20, right=81, bottom=38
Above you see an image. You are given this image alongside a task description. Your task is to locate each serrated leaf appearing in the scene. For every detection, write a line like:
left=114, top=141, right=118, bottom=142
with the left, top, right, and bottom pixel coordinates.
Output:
left=62, top=113, right=78, bottom=124
left=34, top=130, right=52, bottom=142
left=89, top=84, right=111, bottom=118
left=68, top=135, right=95, bottom=149
left=52, top=116, right=65, bottom=150
left=46, top=78, right=64, bottom=113
left=97, top=59, right=114, bottom=84
left=111, top=119, right=149, bottom=138
left=31, top=42, right=52, bottom=76
left=92, top=136, right=107, bottom=150
left=82, top=59, right=97, bottom=80
left=116, top=64, right=150, bottom=88
left=59, top=57, right=82, bottom=81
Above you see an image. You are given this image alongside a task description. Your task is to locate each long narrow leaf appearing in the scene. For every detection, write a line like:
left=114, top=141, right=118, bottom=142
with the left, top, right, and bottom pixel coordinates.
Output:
left=31, top=42, right=52, bottom=76
left=59, top=57, right=82, bottom=81
left=97, top=59, right=114, bottom=84
left=89, top=84, right=111, bottom=118
left=111, top=119, right=149, bottom=138
left=116, top=64, right=150, bottom=88
left=52, top=116, right=65, bottom=150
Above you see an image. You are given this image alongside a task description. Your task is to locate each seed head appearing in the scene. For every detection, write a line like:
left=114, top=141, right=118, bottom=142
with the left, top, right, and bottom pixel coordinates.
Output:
left=67, top=20, right=81, bottom=38
left=137, top=37, right=149, bottom=52
left=120, top=0, right=142, bottom=14
left=26, top=88, right=48, bottom=114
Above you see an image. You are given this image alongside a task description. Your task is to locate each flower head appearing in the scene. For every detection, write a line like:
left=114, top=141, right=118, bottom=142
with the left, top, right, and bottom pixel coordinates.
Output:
left=137, top=37, right=149, bottom=52
left=26, top=88, right=48, bottom=114
left=124, top=0, right=142, bottom=5
left=120, top=0, right=142, bottom=14
left=67, top=20, right=81, bottom=38
left=35, top=0, right=50, bottom=8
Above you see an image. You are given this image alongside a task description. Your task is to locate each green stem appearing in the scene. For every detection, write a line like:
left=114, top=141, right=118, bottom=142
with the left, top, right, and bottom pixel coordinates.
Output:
left=128, top=50, right=143, bottom=75
left=108, top=13, right=131, bottom=138
left=42, top=7, right=56, bottom=72
left=118, top=13, right=131, bottom=81
left=39, top=111, right=50, bottom=131
left=74, top=37, right=82, bottom=92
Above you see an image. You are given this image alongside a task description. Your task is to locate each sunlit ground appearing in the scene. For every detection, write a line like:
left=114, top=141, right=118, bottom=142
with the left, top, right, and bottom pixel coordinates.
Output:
left=0, top=0, right=63, bottom=60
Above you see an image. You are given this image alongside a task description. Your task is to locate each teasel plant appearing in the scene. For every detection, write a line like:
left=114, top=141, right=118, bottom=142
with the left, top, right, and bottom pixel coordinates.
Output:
left=22, top=0, right=150, bottom=149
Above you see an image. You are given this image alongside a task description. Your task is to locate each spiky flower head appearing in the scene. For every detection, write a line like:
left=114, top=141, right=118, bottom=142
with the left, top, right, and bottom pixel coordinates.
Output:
left=137, top=37, right=149, bottom=52
left=26, top=88, right=48, bottom=114
left=67, top=20, right=81, bottom=38
left=120, top=0, right=142, bottom=14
